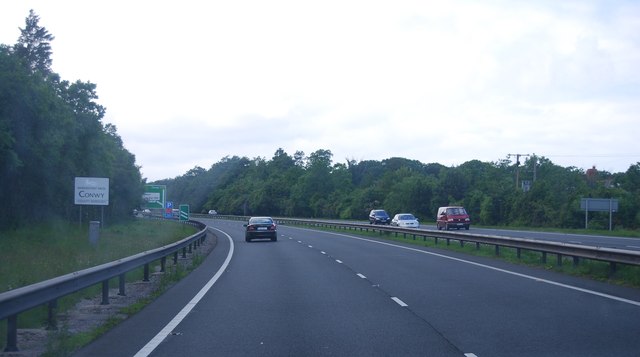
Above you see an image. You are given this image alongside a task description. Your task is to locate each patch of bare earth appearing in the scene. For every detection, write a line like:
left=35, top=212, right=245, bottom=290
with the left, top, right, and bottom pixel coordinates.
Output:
left=1, top=234, right=217, bottom=357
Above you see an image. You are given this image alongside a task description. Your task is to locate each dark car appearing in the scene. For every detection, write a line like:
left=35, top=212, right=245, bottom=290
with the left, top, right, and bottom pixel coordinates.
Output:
left=244, top=216, right=278, bottom=242
left=368, top=209, right=391, bottom=224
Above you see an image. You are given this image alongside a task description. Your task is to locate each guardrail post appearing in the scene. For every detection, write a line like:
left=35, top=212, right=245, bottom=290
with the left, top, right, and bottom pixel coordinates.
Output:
left=542, top=252, right=547, bottom=263
left=446, top=238, right=450, bottom=246
left=460, top=240, right=464, bottom=248
left=557, top=254, right=563, bottom=266
left=101, top=280, right=109, bottom=305
left=118, top=274, right=126, bottom=296
left=4, top=315, right=18, bottom=352
left=573, top=256, right=579, bottom=267
left=47, top=299, right=58, bottom=330
left=182, top=247, right=187, bottom=258
left=161, top=257, right=167, bottom=272
left=517, top=248, right=521, bottom=259
left=610, top=262, right=617, bottom=275
left=144, top=263, right=150, bottom=282
left=434, top=237, right=438, bottom=245
left=495, top=245, right=500, bottom=256
left=174, top=251, right=178, bottom=264
left=188, top=243, right=192, bottom=254
left=476, top=242, right=480, bottom=250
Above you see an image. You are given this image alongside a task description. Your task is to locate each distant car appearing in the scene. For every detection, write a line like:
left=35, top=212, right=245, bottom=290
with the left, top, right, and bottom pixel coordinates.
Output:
left=208, top=209, right=217, bottom=215
left=437, top=206, right=471, bottom=230
left=369, top=209, right=391, bottom=225
left=244, top=216, right=277, bottom=242
left=391, top=213, right=419, bottom=228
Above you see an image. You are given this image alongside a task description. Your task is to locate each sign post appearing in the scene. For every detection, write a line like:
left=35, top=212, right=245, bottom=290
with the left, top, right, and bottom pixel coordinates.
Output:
left=74, top=177, right=109, bottom=239
left=580, top=198, right=618, bottom=231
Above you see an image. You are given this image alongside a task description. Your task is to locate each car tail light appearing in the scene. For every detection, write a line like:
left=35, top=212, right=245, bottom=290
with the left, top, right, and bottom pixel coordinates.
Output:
left=268, top=224, right=277, bottom=231
left=247, top=225, right=256, bottom=231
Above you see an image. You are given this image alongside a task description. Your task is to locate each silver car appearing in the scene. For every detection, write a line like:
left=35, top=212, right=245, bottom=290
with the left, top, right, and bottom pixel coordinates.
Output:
left=391, top=213, right=419, bottom=228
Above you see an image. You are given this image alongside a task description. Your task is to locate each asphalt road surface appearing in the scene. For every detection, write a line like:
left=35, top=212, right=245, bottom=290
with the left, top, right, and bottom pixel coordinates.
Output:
left=75, top=218, right=640, bottom=356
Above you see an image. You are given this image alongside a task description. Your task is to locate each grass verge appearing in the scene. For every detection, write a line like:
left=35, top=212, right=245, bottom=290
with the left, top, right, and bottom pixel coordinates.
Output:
left=0, top=218, right=200, bottom=352
left=41, top=253, right=209, bottom=356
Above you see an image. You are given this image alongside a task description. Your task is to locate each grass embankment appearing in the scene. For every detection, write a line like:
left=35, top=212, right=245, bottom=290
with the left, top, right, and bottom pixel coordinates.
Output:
left=321, top=225, right=640, bottom=288
left=0, top=219, right=197, bottom=293
left=0, top=219, right=199, bottom=352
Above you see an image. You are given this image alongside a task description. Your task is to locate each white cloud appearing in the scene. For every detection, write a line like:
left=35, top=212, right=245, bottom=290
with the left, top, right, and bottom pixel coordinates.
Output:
left=1, top=0, right=639, bottom=180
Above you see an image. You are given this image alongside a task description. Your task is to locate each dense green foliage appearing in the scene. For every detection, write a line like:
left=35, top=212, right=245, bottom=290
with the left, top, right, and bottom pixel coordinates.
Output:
left=156, top=149, right=640, bottom=230
left=0, top=11, right=143, bottom=229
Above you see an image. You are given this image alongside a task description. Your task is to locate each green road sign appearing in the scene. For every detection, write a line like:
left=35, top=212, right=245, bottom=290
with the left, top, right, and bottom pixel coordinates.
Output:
left=143, top=185, right=166, bottom=209
left=179, top=204, right=190, bottom=221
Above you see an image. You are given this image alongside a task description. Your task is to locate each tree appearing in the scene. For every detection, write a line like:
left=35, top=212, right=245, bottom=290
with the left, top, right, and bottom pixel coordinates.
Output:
left=0, top=11, right=143, bottom=228
left=14, top=10, right=54, bottom=75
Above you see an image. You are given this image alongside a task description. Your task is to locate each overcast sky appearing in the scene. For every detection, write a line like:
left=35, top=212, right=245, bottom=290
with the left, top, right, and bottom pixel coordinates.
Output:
left=2, top=1, right=639, bottom=181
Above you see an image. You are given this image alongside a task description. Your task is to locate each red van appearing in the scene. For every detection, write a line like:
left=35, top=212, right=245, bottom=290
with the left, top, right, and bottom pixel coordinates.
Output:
left=436, top=206, right=471, bottom=230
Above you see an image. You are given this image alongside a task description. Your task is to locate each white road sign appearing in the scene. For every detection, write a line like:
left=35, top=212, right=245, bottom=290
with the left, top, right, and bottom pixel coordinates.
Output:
left=75, top=177, right=109, bottom=205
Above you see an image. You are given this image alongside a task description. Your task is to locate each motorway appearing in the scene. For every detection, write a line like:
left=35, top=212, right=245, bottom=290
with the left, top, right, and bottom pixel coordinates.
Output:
left=75, top=218, right=640, bottom=356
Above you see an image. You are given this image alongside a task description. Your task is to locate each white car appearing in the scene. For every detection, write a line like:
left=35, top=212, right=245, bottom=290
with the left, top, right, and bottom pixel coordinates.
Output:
left=208, top=209, right=217, bottom=215
left=391, top=213, right=419, bottom=228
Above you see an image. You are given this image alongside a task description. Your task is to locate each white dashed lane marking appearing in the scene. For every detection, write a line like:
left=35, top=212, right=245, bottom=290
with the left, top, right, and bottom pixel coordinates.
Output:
left=391, top=297, right=408, bottom=307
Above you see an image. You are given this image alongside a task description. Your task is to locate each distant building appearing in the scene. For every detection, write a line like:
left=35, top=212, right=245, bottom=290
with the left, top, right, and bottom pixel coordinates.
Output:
left=586, top=165, right=598, bottom=183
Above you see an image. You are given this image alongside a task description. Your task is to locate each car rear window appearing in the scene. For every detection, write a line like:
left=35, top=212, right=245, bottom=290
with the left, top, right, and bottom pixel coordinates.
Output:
left=249, top=218, right=273, bottom=224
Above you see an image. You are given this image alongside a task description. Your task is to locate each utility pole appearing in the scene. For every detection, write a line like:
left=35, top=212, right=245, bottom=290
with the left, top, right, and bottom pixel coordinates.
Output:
left=507, top=153, right=530, bottom=190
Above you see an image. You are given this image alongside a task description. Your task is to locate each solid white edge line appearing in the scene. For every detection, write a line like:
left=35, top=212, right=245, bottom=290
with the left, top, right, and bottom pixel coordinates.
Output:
left=303, top=229, right=640, bottom=307
left=134, top=227, right=235, bottom=357
left=391, top=297, right=408, bottom=307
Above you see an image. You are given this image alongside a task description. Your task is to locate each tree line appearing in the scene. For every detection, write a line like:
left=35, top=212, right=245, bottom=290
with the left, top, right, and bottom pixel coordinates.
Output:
left=156, top=148, right=640, bottom=230
left=0, top=10, right=143, bottom=229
